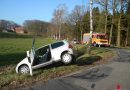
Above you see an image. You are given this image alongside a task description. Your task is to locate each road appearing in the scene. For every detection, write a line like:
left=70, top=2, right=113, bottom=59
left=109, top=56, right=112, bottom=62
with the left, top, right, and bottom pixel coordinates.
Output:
left=18, top=48, right=130, bottom=90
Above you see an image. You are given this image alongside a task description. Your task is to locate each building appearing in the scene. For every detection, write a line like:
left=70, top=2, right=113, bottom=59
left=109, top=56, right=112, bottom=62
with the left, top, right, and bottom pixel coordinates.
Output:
left=14, top=27, right=24, bottom=34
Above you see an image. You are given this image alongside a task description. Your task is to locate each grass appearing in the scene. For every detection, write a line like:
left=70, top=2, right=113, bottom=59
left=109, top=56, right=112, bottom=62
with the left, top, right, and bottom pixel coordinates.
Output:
left=0, top=38, right=54, bottom=66
left=0, top=37, right=56, bottom=88
left=0, top=37, right=114, bottom=89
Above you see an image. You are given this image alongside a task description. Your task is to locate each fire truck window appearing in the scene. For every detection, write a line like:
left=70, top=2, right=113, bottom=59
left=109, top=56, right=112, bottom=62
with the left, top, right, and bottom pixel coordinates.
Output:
left=97, top=35, right=100, bottom=39
left=100, top=35, right=107, bottom=39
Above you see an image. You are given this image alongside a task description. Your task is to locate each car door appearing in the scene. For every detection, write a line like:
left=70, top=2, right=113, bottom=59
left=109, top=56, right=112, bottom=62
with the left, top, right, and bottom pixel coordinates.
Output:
left=50, top=41, right=65, bottom=61
left=30, top=48, right=35, bottom=66
left=29, top=38, right=36, bottom=66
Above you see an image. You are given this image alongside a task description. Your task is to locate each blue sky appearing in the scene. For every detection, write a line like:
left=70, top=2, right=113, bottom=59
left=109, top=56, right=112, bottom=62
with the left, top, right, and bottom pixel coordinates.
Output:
left=0, top=0, right=89, bottom=25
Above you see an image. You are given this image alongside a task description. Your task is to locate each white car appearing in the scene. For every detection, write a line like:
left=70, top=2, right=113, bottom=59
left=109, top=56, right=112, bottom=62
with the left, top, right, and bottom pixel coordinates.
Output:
left=16, top=39, right=74, bottom=76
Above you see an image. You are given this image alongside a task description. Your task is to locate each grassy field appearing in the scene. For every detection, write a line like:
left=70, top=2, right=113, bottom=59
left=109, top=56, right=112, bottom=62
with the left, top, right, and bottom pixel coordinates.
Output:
left=0, top=36, right=114, bottom=89
left=0, top=38, right=55, bottom=66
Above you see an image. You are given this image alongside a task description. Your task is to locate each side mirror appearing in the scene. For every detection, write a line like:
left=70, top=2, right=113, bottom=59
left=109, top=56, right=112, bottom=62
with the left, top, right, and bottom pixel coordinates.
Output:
left=27, top=51, right=30, bottom=57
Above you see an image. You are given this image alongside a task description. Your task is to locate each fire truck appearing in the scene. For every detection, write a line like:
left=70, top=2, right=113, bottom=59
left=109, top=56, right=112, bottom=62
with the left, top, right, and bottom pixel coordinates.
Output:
left=83, top=32, right=110, bottom=47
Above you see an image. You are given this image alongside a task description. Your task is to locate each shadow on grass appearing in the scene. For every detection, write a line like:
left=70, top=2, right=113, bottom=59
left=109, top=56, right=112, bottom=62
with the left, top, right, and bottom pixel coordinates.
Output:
left=76, top=55, right=102, bottom=66
left=0, top=52, right=26, bottom=66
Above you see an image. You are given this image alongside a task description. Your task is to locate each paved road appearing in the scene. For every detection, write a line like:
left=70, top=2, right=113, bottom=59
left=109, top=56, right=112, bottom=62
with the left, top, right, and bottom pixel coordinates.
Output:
left=18, top=48, right=130, bottom=90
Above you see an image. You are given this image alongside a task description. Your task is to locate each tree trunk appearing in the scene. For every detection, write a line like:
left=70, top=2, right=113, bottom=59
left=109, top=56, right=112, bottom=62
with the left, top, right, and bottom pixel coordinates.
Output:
left=104, top=0, right=108, bottom=34
left=109, top=20, right=113, bottom=44
left=117, top=0, right=123, bottom=47
left=125, top=27, right=129, bottom=47
left=59, top=24, right=61, bottom=40
left=80, top=21, right=83, bottom=42
left=109, top=0, right=116, bottom=45
left=105, top=14, right=108, bottom=34
left=80, top=29, right=83, bottom=42
left=56, top=32, right=58, bottom=40
left=117, top=16, right=121, bottom=47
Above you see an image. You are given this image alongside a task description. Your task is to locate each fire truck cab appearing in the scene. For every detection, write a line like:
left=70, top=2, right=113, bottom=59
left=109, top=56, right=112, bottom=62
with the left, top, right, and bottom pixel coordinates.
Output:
left=83, top=32, right=110, bottom=47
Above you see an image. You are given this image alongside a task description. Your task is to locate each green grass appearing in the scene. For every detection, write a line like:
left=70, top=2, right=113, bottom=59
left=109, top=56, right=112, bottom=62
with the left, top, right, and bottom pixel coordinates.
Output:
left=0, top=37, right=56, bottom=87
left=0, top=38, right=54, bottom=66
left=0, top=37, right=113, bottom=89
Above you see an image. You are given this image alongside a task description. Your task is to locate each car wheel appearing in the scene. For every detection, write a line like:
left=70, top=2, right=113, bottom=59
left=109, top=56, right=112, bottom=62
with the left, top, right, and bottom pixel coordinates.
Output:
left=19, top=65, right=30, bottom=74
left=62, top=53, right=72, bottom=64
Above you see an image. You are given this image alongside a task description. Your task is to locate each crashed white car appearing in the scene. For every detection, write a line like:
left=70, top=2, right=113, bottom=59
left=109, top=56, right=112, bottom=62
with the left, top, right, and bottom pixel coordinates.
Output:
left=16, top=39, right=74, bottom=75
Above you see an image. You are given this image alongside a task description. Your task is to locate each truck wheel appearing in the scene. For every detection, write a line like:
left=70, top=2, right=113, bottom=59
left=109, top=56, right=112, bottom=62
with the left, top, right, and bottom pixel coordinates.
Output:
left=19, top=65, right=30, bottom=74
left=62, top=53, right=73, bottom=64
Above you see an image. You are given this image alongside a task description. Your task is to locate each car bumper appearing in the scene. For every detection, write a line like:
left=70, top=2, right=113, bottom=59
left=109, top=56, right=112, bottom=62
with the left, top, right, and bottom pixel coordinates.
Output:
left=96, top=42, right=110, bottom=46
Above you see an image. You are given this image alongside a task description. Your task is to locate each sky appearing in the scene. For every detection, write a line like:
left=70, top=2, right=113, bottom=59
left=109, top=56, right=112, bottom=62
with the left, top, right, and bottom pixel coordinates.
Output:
left=0, top=0, right=89, bottom=25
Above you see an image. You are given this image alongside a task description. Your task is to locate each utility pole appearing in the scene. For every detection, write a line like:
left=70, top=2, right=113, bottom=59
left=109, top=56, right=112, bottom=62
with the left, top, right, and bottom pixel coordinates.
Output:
left=87, top=0, right=93, bottom=54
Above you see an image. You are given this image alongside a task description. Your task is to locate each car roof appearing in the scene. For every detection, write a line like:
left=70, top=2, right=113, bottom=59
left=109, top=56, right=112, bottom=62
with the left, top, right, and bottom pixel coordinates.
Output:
left=35, top=40, right=68, bottom=50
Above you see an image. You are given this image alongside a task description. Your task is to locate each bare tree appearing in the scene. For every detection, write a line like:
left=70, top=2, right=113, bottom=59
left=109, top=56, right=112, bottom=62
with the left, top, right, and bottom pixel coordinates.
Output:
left=50, top=19, right=59, bottom=39
left=0, top=20, right=19, bottom=32
left=68, top=5, right=82, bottom=24
left=68, top=5, right=85, bottom=40
left=23, top=20, right=49, bottom=36
left=52, top=4, right=68, bottom=40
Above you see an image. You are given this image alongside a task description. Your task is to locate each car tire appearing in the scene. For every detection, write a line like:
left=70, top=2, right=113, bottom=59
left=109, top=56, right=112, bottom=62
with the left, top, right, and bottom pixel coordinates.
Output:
left=19, top=65, right=30, bottom=74
left=61, top=53, right=73, bottom=64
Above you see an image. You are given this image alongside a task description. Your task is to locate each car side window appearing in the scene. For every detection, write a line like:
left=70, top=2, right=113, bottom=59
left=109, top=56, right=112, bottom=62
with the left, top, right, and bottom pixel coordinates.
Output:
left=51, top=42, right=64, bottom=49
left=36, top=46, right=49, bottom=56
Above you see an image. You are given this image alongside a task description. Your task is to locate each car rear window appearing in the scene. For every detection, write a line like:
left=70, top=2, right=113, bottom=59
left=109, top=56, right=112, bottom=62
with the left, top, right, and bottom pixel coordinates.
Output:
left=51, top=41, right=64, bottom=49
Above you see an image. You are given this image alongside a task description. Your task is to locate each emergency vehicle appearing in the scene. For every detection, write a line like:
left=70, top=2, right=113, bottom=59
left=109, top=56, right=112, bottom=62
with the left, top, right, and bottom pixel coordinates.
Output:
left=83, top=32, right=110, bottom=47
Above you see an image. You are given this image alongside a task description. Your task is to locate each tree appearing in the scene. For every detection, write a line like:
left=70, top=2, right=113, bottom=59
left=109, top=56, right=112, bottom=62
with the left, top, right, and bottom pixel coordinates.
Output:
left=68, top=5, right=86, bottom=41
left=126, top=1, right=130, bottom=46
left=52, top=4, right=68, bottom=39
left=23, top=20, right=49, bottom=36
left=93, top=7, right=100, bottom=32
left=48, top=23, right=55, bottom=39
left=109, top=0, right=117, bottom=45
left=68, top=5, right=82, bottom=40
left=81, top=11, right=90, bottom=33
left=96, top=11, right=105, bottom=32
left=117, top=0, right=128, bottom=47
left=95, top=0, right=109, bottom=34
left=0, top=20, right=19, bottom=32
left=120, top=15, right=128, bottom=46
